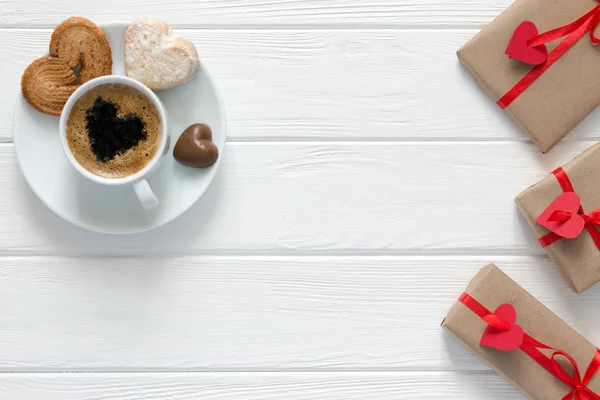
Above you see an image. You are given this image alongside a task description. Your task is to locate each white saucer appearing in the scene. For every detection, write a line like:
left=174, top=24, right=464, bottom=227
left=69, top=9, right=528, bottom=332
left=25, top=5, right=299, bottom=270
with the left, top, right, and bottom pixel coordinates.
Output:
left=13, top=23, right=227, bottom=234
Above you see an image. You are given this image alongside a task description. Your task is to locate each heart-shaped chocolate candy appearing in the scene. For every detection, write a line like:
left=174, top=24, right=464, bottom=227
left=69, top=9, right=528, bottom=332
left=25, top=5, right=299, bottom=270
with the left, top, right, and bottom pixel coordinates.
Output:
left=174, top=123, right=219, bottom=168
left=125, top=18, right=200, bottom=89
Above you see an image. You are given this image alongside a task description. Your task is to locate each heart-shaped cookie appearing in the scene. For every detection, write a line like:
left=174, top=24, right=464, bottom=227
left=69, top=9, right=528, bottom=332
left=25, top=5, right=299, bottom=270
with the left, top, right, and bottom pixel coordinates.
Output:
left=21, top=17, right=112, bottom=115
left=124, top=18, right=200, bottom=90
left=536, top=192, right=585, bottom=239
left=505, top=21, right=548, bottom=65
left=21, top=56, right=78, bottom=115
left=50, top=17, right=112, bottom=84
left=480, top=304, right=524, bottom=351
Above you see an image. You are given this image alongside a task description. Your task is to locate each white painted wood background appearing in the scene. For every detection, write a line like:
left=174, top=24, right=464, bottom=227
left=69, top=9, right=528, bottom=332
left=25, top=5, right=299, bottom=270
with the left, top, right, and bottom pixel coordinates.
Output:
left=0, top=0, right=598, bottom=398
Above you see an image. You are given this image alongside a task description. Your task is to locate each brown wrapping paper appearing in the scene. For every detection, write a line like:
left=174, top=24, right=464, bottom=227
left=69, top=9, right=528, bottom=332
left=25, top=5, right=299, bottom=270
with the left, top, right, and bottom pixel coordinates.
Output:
left=515, top=142, right=600, bottom=293
left=457, top=0, right=600, bottom=152
left=442, top=264, right=600, bottom=399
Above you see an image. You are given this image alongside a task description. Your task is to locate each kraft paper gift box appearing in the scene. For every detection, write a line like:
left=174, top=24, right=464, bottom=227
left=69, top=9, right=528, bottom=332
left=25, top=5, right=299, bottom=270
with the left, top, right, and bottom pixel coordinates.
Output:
left=515, top=142, right=600, bottom=293
left=442, top=264, right=600, bottom=399
left=457, top=0, right=600, bottom=152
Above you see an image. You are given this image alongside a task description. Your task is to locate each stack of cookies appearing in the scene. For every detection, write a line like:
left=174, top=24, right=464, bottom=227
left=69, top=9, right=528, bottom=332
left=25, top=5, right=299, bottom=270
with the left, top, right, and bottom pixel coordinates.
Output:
left=22, top=17, right=112, bottom=115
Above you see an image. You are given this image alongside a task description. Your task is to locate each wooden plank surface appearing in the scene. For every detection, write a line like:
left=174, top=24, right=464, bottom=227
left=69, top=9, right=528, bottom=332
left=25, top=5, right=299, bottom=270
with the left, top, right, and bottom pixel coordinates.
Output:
left=0, top=255, right=596, bottom=371
left=1, top=1, right=592, bottom=398
left=0, top=372, right=520, bottom=399
left=0, top=0, right=512, bottom=28
left=4, top=29, right=600, bottom=142
left=0, top=141, right=591, bottom=254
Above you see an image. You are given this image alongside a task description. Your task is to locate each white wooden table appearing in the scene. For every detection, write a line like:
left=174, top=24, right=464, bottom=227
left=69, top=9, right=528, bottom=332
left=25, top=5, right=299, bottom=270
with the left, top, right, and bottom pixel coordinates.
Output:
left=1, top=1, right=599, bottom=398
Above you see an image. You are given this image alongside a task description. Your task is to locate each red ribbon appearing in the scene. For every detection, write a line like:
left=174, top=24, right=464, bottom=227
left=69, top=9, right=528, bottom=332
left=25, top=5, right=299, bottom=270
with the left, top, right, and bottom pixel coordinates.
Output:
left=539, top=167, right=600, bottom=248
left=459, top=293, right=600, bottom=399
left=498, top=3, right=600, bottom=109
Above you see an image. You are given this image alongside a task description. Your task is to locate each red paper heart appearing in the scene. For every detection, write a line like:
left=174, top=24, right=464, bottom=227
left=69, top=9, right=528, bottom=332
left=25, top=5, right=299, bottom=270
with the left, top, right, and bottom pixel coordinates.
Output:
left=480, top=304, right=524, bottom=351
left=505, top=21, right=548, bottom=65
left=536, top=192, right=585, bottom=239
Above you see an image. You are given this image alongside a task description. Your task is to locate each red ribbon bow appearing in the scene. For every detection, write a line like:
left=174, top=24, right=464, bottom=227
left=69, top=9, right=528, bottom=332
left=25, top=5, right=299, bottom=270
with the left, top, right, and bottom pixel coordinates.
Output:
left=459, top=293, right=600, bottom=399
left=537, top=167, right=600, bottom=249
left=498, top=3, right=600, bottom=109
left=549, top=210, right=600, bottom=226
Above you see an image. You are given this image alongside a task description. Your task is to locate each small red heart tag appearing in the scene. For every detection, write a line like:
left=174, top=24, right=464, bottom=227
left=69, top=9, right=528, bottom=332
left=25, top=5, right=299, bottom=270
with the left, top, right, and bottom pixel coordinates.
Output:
left=480, top=304, right=524, bottom=351
left=505, top=21, right=548, bottom=65
left=536, top=192, right=585, bottom=239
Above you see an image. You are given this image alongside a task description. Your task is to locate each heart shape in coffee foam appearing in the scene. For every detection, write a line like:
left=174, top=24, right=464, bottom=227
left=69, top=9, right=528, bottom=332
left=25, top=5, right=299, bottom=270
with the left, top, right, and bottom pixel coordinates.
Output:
left=124, top=17, right=200, bottom=90
left=536, top=192, right=585, bottom=239
left=86, top=97, right=147, bottom=162
left=480, top=304, right=524, bottom=352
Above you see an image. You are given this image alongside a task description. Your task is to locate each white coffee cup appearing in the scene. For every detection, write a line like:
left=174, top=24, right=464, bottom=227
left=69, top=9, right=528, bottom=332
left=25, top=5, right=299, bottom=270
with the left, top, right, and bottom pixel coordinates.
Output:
left=59, top=75, right=170, bottom=210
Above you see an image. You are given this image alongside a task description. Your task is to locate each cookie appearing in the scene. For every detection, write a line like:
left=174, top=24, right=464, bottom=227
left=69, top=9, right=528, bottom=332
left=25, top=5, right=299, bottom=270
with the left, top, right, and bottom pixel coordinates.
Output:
left=124, top=17, right=199, bottom=89
left=21, top=56, right=78, bottom=115
left=50, top=16, right=112, bottom=83
left=21, top=17, right=112, bottom=116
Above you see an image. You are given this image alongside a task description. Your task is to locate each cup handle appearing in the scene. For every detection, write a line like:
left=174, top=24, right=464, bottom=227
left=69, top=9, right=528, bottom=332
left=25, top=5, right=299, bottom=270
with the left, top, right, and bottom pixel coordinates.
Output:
left=132, top=178, right=159, bottom=210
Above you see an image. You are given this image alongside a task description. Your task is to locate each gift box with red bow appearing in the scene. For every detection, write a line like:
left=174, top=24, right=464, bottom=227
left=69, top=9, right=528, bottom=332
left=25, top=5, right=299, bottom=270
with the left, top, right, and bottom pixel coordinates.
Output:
left=458, top=0, right=600, bottom=152
left=442, top=264, right=600, bottom=399
left=515, top=143, right=600, bottom=293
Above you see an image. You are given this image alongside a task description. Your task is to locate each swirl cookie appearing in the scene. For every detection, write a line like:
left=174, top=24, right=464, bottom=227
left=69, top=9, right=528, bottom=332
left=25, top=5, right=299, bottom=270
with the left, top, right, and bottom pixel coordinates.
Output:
left=125, top=18, right=199, bottom=89
left=50, top=17, right=112, bottom=84
left=21, top=17, right=112, bottom=115
left=21, top=57, right=78, bottom=115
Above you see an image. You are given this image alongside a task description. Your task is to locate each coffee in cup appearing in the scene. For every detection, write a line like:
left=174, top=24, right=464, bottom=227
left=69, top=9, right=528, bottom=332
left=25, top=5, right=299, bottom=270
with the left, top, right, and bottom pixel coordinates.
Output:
left=66, top=82, right=162, bottom=179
